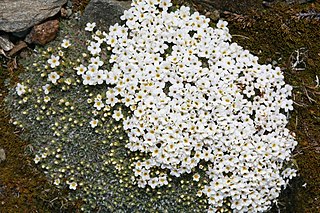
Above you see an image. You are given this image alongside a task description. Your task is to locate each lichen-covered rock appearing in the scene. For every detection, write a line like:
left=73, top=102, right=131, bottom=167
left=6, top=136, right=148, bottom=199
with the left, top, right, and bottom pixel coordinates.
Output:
left=0, top=0, right=67, bottom=32
left=81, top=0, right=131, bottom=31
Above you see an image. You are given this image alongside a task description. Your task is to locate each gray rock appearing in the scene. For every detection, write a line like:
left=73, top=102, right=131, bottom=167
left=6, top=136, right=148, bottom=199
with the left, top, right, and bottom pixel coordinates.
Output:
left=0, top=35, right=14, bottom=51
left=0, top=0, right=67, bottom=32
left=81, top=0, right=131, bottom=32
left=0, top=148, right=5, bottom=163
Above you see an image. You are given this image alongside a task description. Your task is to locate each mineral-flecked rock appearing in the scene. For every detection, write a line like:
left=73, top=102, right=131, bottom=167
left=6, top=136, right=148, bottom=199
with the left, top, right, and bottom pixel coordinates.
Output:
left=25, top=20, right=60, bottom=45
left=0, top=0, right=67, bottom=32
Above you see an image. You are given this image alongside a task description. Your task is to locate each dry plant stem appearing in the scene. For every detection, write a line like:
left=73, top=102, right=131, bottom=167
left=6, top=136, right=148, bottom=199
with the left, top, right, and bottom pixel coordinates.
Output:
left=232, top=34, right=251, bottom=40
left=303, top=87, right=316, bottom=103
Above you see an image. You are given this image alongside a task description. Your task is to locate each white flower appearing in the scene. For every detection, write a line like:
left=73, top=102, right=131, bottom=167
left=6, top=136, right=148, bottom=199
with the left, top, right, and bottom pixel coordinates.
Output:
left=58, top=50, right=64, bottom=57
left=44, top=96, right=51, bottom=103
left=88, top=41, right=101, bottom=55
left=231, top=199, right=244, bottom=211
left=90, top=119, right=98, bottom=128
left=112, top=109, right=123, bottom=121
left=105, top=94, right=119, bottom=107
left=193, top=173, right=200, bottom=182
left=61, top=39, right=71, bottom=48
left=148, top=177, right=160, bottom=189
left=94, top=98, right=105, bottom=110
left=280, top=99, right=293, bottom=112
left=216, top=20, right=228, bottom=29
left=90, top=56, right=104, bottom=67
left=47, top=55, right=60, bottom=68
left=53, top=178, right=60, bottom=186
left=42, top=84, right=51, bottom=94
left=69, top=181, right=77, bottom=190
left=282, top=168, right=297, bottom=179
left=82, top=73, right=95, bottom=85
left=75, top=64, right=87, bottom=76
left=85, top=22, right=96, bottom=31
left=48, top=71, right=60, bottom=84
left=34, top=155, right=41, bottom=164
left=95, top=70, right=105, bottom=84
left=16, top=83, right=26, bottom=96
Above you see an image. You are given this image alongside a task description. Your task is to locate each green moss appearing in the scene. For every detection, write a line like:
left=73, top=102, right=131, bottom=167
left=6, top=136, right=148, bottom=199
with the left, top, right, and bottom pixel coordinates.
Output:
left=0, top=58, right=75, bottom=212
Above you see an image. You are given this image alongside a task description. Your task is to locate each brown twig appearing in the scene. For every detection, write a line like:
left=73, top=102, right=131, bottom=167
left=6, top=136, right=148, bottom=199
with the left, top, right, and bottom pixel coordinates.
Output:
left=303, top=87, right=316, bottom=103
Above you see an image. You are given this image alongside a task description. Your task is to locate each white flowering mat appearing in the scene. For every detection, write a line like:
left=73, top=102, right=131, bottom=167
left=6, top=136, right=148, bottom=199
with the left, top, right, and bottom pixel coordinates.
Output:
left=7, top=0, right=299, bottom=212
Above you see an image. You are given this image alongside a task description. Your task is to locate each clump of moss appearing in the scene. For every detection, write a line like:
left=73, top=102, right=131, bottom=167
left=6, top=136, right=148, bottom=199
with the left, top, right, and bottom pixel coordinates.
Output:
left=0, top=51, right=76, bottom=213
left=5, top=18, right=210, bottom=212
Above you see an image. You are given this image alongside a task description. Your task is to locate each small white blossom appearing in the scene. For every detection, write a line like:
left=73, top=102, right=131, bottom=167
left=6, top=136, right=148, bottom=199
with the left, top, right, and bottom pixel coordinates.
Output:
left=44, top=96, right=51, bottom=103
left=48, top=71, right=60, bottom=84
left=61, top=39, right=71, bottom=48
left=53, top=178, right=61, bottom=186
left=69, top=181, right=77, bottom=190
left=75, top=64, right=87, bottom=76
left=87, top=41, right=101, bottom=55
left=94, top=98, right=105, bottom=110
left=47, top=55, right=60, bottom=68
left=42, top=84, right=51, bottom=94
left=85, top=22, right=96, bottom=31
left=90, top=119, right=98, bottom=128
left=16, top=83, right=26, bottom=96
left=193, top=173, right=200, bottom=182
left=112, top=109, right=123, bottom=121
left=34, top=155, right=41, bottom=164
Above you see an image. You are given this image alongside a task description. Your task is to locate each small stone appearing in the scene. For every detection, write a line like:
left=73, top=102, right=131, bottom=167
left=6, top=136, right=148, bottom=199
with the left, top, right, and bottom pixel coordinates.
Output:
left=61, top=7, right=73, bottom=18
left=25, top=20, right=60, bottom=45
left=0, top=35, right=14, bottom=52
left=61, top=7, right=68, bottom=17
left=0, top=148, right=5, bottom=163
left=8, top=41, right=28, bottom=57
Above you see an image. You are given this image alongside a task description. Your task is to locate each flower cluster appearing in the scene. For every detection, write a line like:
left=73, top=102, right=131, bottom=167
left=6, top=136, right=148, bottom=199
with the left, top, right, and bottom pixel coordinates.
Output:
left=79, top=0, right=297, bottom=212
left=10, top=0, right=298, bottom=212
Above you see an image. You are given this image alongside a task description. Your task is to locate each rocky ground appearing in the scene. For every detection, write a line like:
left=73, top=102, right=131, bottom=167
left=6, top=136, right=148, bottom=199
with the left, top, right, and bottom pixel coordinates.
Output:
left=0, top=0, right=319, bottom=212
